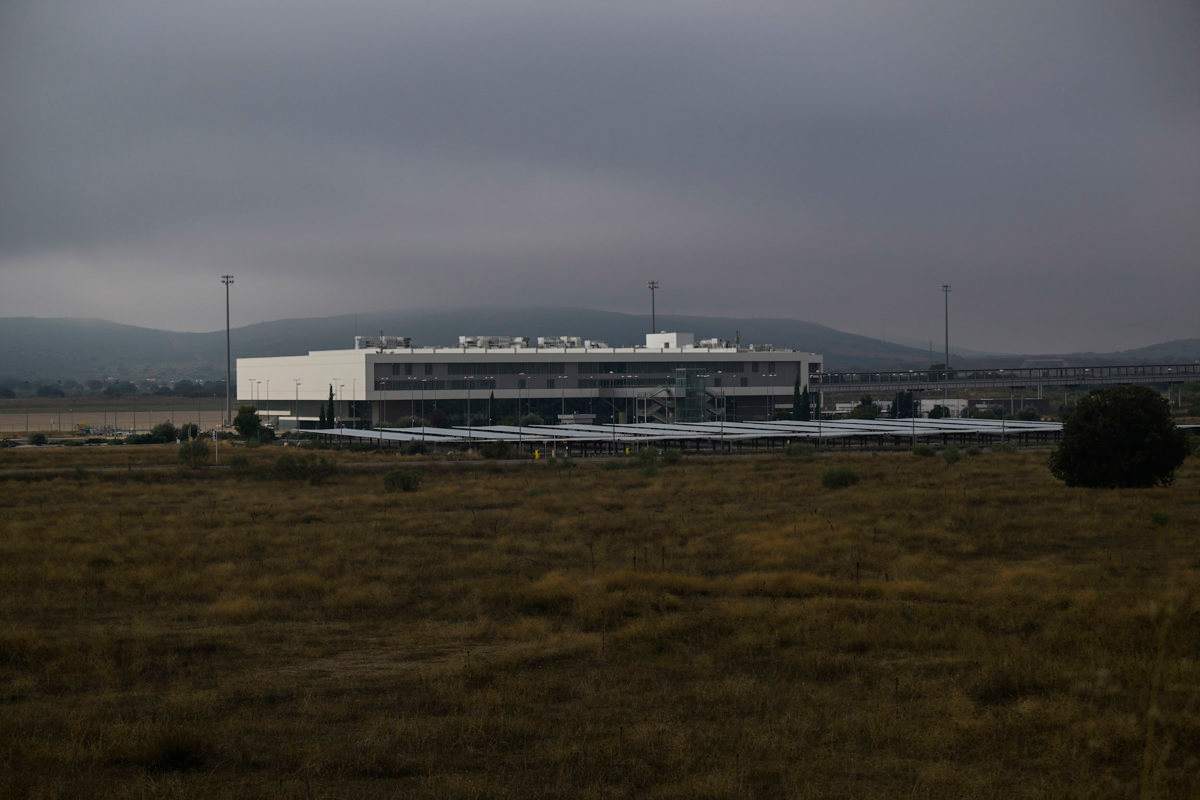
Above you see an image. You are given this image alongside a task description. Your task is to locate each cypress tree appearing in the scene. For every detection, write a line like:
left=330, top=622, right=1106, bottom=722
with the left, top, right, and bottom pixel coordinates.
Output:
left=793, top=375, right=811, bottom=421
left=327, top=384, right=336, bottom=426
left=798, top=387, right=811, bottom=421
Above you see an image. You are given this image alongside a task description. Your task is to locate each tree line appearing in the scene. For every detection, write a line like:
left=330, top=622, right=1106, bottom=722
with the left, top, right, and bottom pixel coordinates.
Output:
left=0, top=379, right=228, bottom=399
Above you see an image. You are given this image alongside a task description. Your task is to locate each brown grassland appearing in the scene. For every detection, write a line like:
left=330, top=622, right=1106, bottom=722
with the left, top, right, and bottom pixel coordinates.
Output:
left=0, top=446, right=1198, bottom=799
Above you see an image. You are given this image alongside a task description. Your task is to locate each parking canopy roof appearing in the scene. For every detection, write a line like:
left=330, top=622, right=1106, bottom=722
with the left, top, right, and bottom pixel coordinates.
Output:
left=312, top=417, right=1063, bottom=444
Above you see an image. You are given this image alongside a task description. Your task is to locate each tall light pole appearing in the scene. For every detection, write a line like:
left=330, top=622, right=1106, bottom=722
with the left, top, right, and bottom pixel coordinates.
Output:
left=517, top=372, right=526, bottom=447
left=294, top=379, right=301, bottom=422
left=941, top=284, right=951, bottom=371
left=221, top=275, right=234, bottom=425
left=942, top=283, right=951, bottom=403
left=465, top=374, right=473, bottom=440
left=647, top=280, right=659, bottom=333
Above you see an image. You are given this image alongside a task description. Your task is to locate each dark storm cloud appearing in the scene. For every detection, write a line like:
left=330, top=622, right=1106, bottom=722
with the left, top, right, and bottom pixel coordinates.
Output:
left=2, top=0, right=1198, bottom=351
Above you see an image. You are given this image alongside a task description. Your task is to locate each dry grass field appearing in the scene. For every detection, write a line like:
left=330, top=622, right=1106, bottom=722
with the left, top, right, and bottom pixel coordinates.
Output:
left=0, top=442, right=411, bottom=473
left=0, top=447, right=1197, bottom=799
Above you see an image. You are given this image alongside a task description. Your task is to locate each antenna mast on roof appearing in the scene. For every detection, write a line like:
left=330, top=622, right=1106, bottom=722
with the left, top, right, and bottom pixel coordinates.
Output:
left=647, top=280, right=659, bottom=333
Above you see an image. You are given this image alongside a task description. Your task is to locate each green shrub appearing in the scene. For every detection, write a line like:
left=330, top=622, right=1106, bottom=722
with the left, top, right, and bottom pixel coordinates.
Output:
left=233, top=405, right=261, bottom=439
left=942, top=446, right=962, bottom=465
left=992, top=442, right=1018, bottom=454
left=822, top=467, right=860, bottom=489
left=1050, top=386, right=1190, bottom=487
left=226, top=453, right=250, bottom=471
left=1150, top=512, right=1170, bottom=527
left=274, top=453, right=338, bottom=485
left=304, top=456, right=338, bottom=485
left=150, top=421, right=177, bottom=443
left=660, top=448, right=682, bottom=465
left=966, top=447, right=982, bottom=457
left=637, top=447, right=659, bottom=466
left=124, top=433, right=165, bottom=445
left=784, top=442, right=816, bottom=460
left=177, top=439, right=210, bottom=468
left=273, top=453, right=305, bottom=480
left=383, top=467, right=423, bottom=493
left=479, top=441, right=512, bottom=459
left=405, top=442, right=430, bottom=456
left=28, top=432, right=48, bottom=446
left=912, top=444, right=935, bottom=457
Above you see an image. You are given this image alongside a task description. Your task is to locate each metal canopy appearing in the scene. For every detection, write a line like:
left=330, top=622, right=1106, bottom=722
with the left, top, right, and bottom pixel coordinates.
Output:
left=313, top=417, right=1063, bottom=445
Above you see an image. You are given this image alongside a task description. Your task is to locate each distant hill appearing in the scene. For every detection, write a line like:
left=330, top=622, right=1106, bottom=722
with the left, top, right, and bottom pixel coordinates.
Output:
left=1, top=310, right=1197, bottom=383
left=1050, top=338, right=1200, bottom=367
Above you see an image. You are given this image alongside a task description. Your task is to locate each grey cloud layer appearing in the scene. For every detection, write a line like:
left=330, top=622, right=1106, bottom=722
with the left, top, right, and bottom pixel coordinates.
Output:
left=2, top=0, right=1198, bottom=350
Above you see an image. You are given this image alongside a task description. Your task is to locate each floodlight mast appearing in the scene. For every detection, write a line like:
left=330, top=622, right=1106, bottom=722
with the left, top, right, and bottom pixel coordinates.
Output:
left=942, top=284, right=951, bottom=371
left=221, top=275, right=234, bottom=426
left=941, top=283, right=951, bottom=404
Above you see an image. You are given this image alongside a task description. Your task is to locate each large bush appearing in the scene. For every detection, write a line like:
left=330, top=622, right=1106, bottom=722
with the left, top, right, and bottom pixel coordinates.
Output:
left=233, top=405, right=261, bottom=438
left=150, top=421, right=177, bottom=443
left=1049, top=386, right=1189, bottom=487
left=479, top=441, right=512, bottom=459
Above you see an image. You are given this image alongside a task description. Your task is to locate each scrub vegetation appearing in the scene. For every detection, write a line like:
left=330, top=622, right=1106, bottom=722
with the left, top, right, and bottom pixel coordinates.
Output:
left=0, top=447, right=1198, bottom=798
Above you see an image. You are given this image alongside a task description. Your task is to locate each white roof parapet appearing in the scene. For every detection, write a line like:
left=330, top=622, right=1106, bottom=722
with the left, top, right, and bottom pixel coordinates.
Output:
left=296, top=338, right=818, bottom=356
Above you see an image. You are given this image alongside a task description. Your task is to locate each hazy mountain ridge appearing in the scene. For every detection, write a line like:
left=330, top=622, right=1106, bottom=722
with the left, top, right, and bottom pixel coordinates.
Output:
left=1, top=311, right=1197, bottom=383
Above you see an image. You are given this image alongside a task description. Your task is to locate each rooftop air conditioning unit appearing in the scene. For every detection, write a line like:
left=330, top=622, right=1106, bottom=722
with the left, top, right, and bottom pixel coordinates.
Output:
left=537, top=335, right=584, bottom=348
left=355, top=335, right=412, bottom=349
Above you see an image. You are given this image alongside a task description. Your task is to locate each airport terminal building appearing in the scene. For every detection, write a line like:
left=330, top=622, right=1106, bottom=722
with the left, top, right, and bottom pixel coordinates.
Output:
left=237, top=332, right=822, bottom=427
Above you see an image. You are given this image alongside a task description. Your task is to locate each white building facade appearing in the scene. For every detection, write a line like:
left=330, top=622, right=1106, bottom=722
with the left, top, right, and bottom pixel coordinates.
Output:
left=237, top=333, right=822, bottom=427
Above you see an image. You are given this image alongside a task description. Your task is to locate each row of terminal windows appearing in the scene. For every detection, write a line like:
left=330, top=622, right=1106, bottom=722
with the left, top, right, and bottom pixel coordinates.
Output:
left=375, top=378, right=499, bottom=390
left=387, top=361, right=788, bottom=377
left=375, top=374, right=788, bottom=391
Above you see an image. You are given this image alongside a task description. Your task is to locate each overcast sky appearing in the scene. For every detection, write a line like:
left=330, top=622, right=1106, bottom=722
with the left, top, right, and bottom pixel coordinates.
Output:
left=2, top=1, right=1198, bottom=352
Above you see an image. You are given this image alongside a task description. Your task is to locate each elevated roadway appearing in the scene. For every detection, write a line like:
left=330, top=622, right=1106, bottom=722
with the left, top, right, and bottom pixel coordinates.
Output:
left=814, top=363, right=1200, bottom=393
